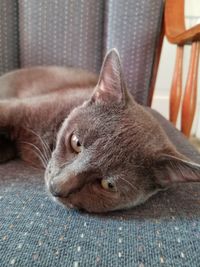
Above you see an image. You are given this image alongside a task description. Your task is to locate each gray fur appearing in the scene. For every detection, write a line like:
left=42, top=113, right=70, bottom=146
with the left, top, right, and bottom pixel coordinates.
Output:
left=0, top=49, right=200, bottom=213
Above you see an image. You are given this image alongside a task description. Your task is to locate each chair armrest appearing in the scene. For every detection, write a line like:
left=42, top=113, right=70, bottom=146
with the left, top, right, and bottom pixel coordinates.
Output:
left=165, top=0, right=200, bottom=45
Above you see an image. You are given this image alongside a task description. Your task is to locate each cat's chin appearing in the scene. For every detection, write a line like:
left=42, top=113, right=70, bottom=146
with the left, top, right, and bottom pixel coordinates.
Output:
left=50, top=195, right=105, bottom=213
left=49, top=192, right=152, bottom=213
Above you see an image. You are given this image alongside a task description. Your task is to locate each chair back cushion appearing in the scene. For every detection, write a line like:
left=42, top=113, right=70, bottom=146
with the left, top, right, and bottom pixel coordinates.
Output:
left=104, top=0, right=163, bottom=104
left=18, top=0, right=104, bottom=74
left=0, top=0, right=19, bottom=75
left=0, top=0, right=164, bottom=105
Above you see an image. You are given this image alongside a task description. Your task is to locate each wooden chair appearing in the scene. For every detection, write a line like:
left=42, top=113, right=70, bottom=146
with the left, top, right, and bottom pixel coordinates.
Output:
left=164, top=0, right=200, bottom=137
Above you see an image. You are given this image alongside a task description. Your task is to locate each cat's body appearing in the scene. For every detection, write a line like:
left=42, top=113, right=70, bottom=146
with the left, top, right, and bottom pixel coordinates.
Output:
left=0, top=66, right=97, bottom=167
left=0, top=49, right=200, bottom=213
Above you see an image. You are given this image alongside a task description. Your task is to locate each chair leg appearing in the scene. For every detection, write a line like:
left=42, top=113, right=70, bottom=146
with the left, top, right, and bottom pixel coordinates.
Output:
left=170, top=45, right=184, bottom=125
left=181, top=41, right=200, bottom=137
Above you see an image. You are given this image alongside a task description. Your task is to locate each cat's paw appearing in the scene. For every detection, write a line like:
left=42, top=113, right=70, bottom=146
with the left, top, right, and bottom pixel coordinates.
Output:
left=0, top=131, right=16, bottom=163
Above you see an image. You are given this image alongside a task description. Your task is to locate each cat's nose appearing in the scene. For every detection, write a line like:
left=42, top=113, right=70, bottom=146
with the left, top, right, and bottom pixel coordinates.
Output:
left=49, top=175, right=80, bottom=198
left=49, top=179, right=63, bottom=197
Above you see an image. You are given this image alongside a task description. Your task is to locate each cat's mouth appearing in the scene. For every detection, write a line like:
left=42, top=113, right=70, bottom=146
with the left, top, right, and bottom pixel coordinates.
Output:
left=47, top=177, right=84, bottom=210
left=53, top=194, right=78, bottom=210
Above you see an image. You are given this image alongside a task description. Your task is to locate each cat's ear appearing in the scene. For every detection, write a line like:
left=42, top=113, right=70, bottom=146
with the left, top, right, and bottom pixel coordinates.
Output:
left=92, top=48, right=127, bottom=105
left=154, top=154, right=200, bottom=187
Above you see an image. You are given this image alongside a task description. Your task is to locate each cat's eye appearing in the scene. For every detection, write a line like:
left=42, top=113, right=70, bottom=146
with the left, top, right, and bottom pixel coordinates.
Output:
left=70, top=134, right=82, bottom=153
left=101, top=179, right=116, bottom=191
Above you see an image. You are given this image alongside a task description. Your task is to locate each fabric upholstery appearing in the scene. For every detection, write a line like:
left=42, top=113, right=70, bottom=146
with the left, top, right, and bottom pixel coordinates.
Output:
left=104, top=0, right=164, bottom=105
left=18, top=0, right=104, bottom=73
left=0, top=0, right=163, bottom=104
left=0, top=110, right=200, bottom=267
left=0, top=0, right=19, bottom=75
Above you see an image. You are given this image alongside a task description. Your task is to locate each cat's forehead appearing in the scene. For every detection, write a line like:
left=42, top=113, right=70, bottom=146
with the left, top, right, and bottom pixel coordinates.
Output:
left=63, top=98, right=161, bottom=155
left=67, top=101, right=124, bottom=129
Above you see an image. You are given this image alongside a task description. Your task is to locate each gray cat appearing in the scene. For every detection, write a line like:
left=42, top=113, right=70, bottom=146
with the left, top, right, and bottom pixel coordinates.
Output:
left=0, top=49, right=199, bottom=213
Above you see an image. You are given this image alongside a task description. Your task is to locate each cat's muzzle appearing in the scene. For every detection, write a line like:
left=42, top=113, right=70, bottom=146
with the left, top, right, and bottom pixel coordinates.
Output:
left=49, top=179, right=64, bottom=197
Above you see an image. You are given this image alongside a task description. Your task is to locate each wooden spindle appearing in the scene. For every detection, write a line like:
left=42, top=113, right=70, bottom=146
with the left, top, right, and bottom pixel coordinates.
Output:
left=169, top=45, right=184, bottom=125
left=181, top=41, right=200, bottom=137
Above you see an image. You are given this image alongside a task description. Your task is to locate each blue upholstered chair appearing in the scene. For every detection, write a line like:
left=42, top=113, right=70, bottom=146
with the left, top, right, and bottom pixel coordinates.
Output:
left=0, top=1, right=199, bottom=266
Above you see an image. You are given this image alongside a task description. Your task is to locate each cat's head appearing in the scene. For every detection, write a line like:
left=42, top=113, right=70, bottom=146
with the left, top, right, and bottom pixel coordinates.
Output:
left=45, top=49, right=200, bottom=213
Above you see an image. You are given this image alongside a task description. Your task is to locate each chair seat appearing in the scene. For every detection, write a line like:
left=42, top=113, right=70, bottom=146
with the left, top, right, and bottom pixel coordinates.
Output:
left=0, top=109, right=199, bottom=267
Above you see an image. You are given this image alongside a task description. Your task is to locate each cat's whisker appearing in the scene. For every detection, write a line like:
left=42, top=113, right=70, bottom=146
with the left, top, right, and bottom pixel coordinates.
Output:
left=33, top=154, right=46, bottom=169
left=23, top=147, right=47, bottom=169
left=26, top=128, right=51, bottom=160
left=21, top=141, right=48, bottom=167
left=25, top=128, right=52, bottom=162
left=118, top=177, right=139, bottom=192
left=20, top=141, right=48, bottom=168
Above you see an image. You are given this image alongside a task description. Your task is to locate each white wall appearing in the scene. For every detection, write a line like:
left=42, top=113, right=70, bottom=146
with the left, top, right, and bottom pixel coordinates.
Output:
left=152, top=0, right=200, bottom=136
